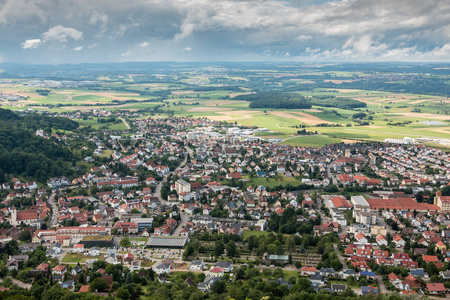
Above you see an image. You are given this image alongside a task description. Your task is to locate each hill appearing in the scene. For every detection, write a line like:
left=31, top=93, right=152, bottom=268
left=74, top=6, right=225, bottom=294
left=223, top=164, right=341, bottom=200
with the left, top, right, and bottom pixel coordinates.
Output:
left=0, top=109, right=79, bottom=182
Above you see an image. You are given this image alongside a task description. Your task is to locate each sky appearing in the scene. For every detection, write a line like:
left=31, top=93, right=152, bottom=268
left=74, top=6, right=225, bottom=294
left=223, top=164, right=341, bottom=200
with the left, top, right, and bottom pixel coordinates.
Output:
left=1, top=0, right=450, bottom=64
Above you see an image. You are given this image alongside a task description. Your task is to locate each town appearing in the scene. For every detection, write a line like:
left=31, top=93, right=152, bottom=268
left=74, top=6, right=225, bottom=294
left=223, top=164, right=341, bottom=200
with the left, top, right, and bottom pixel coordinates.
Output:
left=0, top=111, right=449, bottom=299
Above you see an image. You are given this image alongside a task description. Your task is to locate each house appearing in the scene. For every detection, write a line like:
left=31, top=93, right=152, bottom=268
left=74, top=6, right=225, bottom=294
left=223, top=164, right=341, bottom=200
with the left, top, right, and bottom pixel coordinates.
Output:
left=197, top=277, right=222, bottom=292
left=355, top=232, right=368, bottom=244
left=340, top=269, right=356, bottom=279
left=6, top=259, right=18, bottom=271
left=130, top=260, right=141, bottom=271
left=362, top=286, right=379, bottom=296
left=301, top=266, right=317, bottom=276
left=359, top=271, right=376, bottom=280
left=89, top=247, right=101, bottom=256
left=207, top=267, right=224, bottom=278
left=71, top=265, right=83, bottom=276
left=214, top=261, right=233, bottom=272
left=59, top=280, right=75, bottom=291
left=72, top=244, right=84, bottom=253
left=388, top=272, right=402, bottom=287
left=155, top=263, right=171, bottom=275
left=436, top=241, right=447, bottom=252
left=393, top=235, right=406, bottom=248
left=78, top=285, right=90, bottom=293
left=426, top=283, right=447, bottom=294
left=189, top=260, right=204, bottom=270
left=123, top=253, right=134, bottom=263
left=440, top=271, right=450, bottom=279
left=309, top=274, right=325, bottom=285
left=423, top=255, right=439, bottom=263
left=331, top=284, right=346, bottom=293
left=410, top=268, right=425, bottom=277
left=376, top=234, right=388, bottom=246
left=184, top=277, right=195, bottom=287
left=52, top=265, right=67, bottom=282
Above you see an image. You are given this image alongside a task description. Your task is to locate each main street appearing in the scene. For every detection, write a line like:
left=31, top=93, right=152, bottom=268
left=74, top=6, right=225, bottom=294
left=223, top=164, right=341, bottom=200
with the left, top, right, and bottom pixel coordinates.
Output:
left=48, top=191, right=59, bottom=227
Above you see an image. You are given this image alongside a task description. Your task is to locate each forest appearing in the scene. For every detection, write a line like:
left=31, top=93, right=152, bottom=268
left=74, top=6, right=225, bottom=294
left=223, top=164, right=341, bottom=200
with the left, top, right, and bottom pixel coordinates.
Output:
left=0, top=109, right=79, bottom=182
left=234, top=92, right=365, bottom=110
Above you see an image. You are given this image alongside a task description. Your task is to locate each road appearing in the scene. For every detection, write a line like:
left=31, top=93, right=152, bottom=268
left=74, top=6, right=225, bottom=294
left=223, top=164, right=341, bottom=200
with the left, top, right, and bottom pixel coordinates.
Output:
left=172, top=212, right=189, bottom=236
left=119, top=117, right=131, bottom=130
left=155, top=146, right=192, bottom=203
left=375, top=275, right=387, bottom=294
left=47, top=191, right=59, bottom=227
left=0, top=276, right=32, bottom=289
left=333, top=244, right=347, bottom=270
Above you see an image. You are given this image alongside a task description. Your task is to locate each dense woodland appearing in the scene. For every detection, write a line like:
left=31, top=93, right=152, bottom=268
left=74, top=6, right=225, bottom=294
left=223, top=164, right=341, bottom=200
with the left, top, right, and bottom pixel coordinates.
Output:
left=234, top=92, right=366, bottom=110
left=0, top=109, right=79, bottom=182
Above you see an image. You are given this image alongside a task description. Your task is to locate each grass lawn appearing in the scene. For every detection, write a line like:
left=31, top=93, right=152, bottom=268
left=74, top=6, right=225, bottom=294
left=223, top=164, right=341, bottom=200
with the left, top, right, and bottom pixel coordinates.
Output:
left=242, top=175, right=302, bottom=189
left=140, top=260, right=155, bottom=268
left=82, top=235, right=113, bottom=241
left=130, top=237, right=149, bottom=242
left=62, top=253, right=103, bottom=263
left=281, top=135, right=342, bottom=148
left=242, top=230, right=271, bottom=240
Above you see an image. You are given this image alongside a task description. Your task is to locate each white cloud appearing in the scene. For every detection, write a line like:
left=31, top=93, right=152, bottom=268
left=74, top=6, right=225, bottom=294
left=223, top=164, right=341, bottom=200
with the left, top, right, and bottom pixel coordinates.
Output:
left=73, top=46, right=83, bottom=51
left=88, top=43, right=99, bottom=49
left=139, top=42, right=149, bottom=48
left=297, top=35, right=312, bottom=42
left=42, top=25, right=83, bottom=43
left=89, top=11, right=108, bottom=27
left=21, top=39, right=42, bottom=49
left=20, top=25, right=83, bottom=50
left=182, top=47, right=192, bottom=51
left=121, top=50, right=131, bottom=57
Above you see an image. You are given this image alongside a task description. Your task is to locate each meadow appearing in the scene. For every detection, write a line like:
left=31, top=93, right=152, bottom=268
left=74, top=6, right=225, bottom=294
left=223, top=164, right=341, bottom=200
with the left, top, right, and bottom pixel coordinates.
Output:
left=1, top=67, right=449, bottom=148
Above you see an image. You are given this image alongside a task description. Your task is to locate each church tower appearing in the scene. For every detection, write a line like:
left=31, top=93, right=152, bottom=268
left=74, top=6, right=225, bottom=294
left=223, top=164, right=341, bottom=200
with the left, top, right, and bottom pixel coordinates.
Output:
left=10, top=205, right=17, bottom=226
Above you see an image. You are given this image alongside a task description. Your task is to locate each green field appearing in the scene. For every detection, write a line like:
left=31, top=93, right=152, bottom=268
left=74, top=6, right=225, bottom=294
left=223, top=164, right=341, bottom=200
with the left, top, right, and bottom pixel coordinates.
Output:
left=242, top=230, right=271, bottom=239
left=2, top=69, right=450, bottom=148
left=62, top=253, right=103, bottom=263
left=82, top=235, right=113, bottom=241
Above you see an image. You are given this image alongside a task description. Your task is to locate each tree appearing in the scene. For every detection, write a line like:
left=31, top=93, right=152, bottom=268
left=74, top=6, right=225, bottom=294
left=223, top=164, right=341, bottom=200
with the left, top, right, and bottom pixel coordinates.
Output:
left=211, top=280, right=226, bottom=294
left=120, top=237, right=131, bottom=248
left=88, top=277, right=110, bottom=292
left=226, top=241, right=237, bottom=257
left=17, top=270, right=28, bottom=282
left=214, top=241, right=224, bottom=257
left=19, top=230, right=32, bottom=242
left=116, top=287, right=130, bottom=300
left=247, top=235, right=258, bottom=251
left=286, top=235, right=296, bottom=253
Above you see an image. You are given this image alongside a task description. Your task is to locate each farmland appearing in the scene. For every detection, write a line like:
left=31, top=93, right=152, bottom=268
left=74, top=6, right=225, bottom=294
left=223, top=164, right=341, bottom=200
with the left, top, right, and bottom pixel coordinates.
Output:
left=1, top=62, right=450, bottom=148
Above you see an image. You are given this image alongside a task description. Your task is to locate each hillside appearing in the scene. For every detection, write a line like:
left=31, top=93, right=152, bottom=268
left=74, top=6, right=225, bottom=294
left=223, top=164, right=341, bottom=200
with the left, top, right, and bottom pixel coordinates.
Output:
left=0, top=109, right=79, bottom=182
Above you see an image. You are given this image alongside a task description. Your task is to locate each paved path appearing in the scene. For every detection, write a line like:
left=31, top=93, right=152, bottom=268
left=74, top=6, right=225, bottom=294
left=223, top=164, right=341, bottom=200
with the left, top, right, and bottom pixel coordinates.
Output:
left=375, top=275, right=387, bottom=294
left=0, top=276, right=32, bottom=289
left=119, top=117, right=131, bottom=129
left=172, top=212, right=188, bottom=236
left=333, top=244, right=347, bottom=269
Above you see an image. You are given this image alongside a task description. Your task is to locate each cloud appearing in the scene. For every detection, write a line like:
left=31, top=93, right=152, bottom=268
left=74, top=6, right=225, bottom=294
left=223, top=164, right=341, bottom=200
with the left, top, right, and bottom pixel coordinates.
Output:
left=20, top=25, right=83, bottom=50
left=21, top=39, right=42, bottom=49
left=42, top=25, right=83, bottom=43
left=73, top=46, right=83, bottom=51
left=5, top=0, right=450, bottom=61
left=182, top=47, right=192, bottom=51
left=89, top=11, right=108, bottom=28
left=88, top=43, right=99, bottom=49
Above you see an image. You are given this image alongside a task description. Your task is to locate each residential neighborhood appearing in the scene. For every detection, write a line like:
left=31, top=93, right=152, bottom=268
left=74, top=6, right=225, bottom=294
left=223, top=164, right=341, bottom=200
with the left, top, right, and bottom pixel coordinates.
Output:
left=1, top=114, right=450, bottom=298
